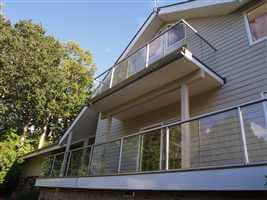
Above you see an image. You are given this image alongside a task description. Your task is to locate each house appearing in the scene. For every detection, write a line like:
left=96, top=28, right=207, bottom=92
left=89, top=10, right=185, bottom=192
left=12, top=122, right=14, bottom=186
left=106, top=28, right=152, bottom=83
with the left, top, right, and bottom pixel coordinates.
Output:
left=34, top=0, right=267, bottom=199
left=21, top=106, right=98, bottom=191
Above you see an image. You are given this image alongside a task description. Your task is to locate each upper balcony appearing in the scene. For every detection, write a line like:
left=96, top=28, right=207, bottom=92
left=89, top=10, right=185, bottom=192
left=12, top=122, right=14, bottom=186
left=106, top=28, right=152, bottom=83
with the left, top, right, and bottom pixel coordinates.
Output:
left=90, top=20, right=225, bottom=120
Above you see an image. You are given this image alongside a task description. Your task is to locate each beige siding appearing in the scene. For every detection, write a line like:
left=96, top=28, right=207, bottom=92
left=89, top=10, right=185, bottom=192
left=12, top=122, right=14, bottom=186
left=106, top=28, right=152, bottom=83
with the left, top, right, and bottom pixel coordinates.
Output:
left=23, top=155, right=45, bottom=177
left=94, top=11, right=267, bottom=169
left=96, top=11, right=267, bottom=141
left=188, top=13, right=267, bottom=115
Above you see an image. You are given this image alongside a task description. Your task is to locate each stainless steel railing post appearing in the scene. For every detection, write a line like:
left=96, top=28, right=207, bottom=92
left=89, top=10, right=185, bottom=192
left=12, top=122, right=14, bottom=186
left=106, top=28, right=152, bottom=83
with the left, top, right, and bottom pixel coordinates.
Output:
left=118, top=138, right=124, bottom=174
left=87, top=145, right=94, bottom=175
left=165, top=127, right=170, bottom=171
left=238, top=107, right=249, bottom=164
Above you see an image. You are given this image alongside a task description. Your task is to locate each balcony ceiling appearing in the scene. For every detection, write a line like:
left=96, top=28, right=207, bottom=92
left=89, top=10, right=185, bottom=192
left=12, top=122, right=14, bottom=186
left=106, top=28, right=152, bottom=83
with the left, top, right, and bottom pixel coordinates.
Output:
left=90, top=49, right=224, bottom=120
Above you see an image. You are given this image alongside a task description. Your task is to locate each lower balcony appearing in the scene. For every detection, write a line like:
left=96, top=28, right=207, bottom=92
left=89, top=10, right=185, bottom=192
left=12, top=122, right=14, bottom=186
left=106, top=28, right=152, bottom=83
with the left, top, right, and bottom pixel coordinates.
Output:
left=36, top=99, right=267, bottom=191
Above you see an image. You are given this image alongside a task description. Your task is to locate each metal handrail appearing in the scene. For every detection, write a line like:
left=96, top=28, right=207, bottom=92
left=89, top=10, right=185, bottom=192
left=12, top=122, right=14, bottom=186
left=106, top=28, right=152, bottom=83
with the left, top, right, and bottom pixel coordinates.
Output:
left=91, top=98, right=267, bottom=146
left=93, top=19, right=216, bottom=82
left=43, top=98, right=267, bottom=178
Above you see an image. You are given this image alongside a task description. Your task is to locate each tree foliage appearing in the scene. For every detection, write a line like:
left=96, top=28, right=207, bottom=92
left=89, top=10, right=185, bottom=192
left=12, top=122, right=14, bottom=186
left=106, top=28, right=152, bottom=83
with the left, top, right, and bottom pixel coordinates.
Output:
left=0, top=129, right=33, bottom=185
left=0, top=16, right=95, bottom=144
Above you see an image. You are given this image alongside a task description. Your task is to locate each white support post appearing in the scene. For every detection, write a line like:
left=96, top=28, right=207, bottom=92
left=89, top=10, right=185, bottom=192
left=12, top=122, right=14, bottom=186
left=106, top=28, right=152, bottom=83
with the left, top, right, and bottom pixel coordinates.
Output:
left=181, top=83, right=191, bottom=169
left=60, top=131, right=73, bottom=177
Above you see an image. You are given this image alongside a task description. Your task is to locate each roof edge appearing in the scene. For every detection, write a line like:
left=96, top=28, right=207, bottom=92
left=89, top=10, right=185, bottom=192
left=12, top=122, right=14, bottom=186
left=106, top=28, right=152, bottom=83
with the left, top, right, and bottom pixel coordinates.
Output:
left=58, top=106, right=88, bottom=145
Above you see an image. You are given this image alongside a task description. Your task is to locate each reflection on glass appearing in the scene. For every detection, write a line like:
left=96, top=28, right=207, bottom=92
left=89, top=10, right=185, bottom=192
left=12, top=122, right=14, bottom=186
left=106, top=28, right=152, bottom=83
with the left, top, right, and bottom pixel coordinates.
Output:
left=67, top=150, right=82, bottom=176
left=51, top=153, right=64, bottom=177
left=198, top=110, right=243, bottom=167
left=141, top=130, right=161, bottom=172
left=100, top=72, right=111, bottom=93
left=128, top=47, right=147, bottom=77
left=242, top=103, right=267, bottom=163
left=168, top=125, right=182, bottom=169
left=112, top=60, right=128, bottom=86
left=149, top=37, right=164, bottom=64
left=90, top=141, right=121, bottom=176
left=40, top=157, right=53, bottom=177
left=120, top=136, right=140, bottom=173
left=68, top=147, right=91, bottom=177
left=167, top=24, right=185, bottom=48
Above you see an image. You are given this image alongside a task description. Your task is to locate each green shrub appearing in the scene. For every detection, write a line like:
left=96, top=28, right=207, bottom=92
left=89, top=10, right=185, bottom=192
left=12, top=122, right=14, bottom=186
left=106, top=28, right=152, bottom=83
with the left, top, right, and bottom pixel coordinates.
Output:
left=0, top=129, right=33, bottom=192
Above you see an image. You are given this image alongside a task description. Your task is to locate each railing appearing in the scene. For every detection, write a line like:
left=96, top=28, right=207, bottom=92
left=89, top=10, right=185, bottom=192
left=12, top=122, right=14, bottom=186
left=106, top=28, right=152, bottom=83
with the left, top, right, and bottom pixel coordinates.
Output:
left=91, top=19, right=217, bottom=98
left=41, top=98, right=267, bottom=178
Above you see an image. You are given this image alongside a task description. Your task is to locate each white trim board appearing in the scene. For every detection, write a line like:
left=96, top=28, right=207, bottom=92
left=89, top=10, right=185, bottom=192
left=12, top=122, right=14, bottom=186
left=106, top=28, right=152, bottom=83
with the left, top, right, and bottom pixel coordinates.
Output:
left=59, top=106, right=88, bottom=145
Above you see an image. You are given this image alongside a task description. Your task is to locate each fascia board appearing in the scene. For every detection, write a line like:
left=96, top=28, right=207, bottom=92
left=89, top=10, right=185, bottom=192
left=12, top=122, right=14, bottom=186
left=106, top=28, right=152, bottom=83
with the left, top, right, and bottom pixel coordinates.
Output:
left=159, top=0, right=237, bottom=15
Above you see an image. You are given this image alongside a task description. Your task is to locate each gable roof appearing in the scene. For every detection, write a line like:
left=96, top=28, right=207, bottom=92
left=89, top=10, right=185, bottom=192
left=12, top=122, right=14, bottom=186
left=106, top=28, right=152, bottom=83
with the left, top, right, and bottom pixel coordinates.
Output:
left=112, top=0, right=252, bottom=66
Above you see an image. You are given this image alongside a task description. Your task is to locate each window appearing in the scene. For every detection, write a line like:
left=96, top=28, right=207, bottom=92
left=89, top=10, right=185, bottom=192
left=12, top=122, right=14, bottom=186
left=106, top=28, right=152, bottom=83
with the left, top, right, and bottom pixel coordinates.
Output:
left=245, top=2, right=267, bottom=44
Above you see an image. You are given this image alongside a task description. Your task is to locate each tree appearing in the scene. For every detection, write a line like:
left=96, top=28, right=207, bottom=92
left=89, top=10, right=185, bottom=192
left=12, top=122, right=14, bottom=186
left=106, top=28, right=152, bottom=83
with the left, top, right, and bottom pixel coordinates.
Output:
left=0, top=129, right=33, bottom=186
left=0, top=16, right=95, bottom=147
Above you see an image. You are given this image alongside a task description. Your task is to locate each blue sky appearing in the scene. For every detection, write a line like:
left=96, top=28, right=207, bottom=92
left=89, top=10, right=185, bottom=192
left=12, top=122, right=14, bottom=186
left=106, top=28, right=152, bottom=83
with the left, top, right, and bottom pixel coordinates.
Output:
left=4, top=0, right=181, bottom=76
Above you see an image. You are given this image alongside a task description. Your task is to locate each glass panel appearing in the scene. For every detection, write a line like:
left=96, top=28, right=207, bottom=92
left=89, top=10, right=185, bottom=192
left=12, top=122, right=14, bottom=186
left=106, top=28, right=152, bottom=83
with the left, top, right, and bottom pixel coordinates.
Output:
left=51, top=153, right=64, bottom=177
left=242, top=103, right=267, bottom=163
left=148, top=36, right=164, bottom=65
left=90, top=140, right=121, bottom=176
left=197, top=110, right=243, bottom=167
left=247, top=3, right=267, bottom=41
left=100, top=72, right=111, bottom=93
left=40, top=156, right=53, bottom=177
left=168, top=121, right=199, bottom=170
left=120, top=136, right=140, bottom=173
left=67, top=150, right=82, bottom=176
left=141, top=130, right=161, bottom=172
left=79, top=147, right=92, bottom=176
left=127, top=47, right=147, bottom=77
left=67, top=147, right=91, bottom=177
left=167, top=23, right=185, bottom=48
left=168, top=125, right=182, bottom=169
left=112, top=60, right=128, bottom=86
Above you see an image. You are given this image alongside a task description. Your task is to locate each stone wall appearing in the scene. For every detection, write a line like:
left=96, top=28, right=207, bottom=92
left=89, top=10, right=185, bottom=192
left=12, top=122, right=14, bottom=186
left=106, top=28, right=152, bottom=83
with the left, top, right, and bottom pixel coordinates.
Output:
left=38, top=188, right=267, bottom=200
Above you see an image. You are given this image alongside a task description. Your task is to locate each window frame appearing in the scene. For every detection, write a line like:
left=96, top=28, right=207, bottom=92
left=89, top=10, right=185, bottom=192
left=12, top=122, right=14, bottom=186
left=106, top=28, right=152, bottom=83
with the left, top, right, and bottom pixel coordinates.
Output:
left=244, top=2, right=267, bottom=46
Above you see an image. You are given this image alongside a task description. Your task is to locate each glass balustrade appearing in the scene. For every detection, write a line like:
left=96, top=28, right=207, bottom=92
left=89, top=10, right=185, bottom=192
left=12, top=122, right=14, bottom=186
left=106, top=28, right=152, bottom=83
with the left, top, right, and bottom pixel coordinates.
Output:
left=91, top=20, right=217, bottom=97
left=40, top=99, right=267, bottom=178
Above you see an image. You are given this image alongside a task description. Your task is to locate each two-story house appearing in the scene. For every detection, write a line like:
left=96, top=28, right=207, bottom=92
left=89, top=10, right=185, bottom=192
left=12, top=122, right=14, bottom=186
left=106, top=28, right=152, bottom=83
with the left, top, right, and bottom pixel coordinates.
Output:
left=34, top=0, right=267, bottom=199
